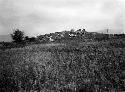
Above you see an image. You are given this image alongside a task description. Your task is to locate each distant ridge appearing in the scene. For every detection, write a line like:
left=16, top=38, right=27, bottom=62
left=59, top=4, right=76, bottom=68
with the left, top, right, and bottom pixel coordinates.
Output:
left=0, top=35, right=12, bottom=42
left=97, top=29, right=124, bottom=34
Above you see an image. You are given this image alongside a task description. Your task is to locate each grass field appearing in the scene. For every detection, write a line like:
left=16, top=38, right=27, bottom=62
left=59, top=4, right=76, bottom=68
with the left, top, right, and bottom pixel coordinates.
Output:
left=0, top=40, right=125, bottom=92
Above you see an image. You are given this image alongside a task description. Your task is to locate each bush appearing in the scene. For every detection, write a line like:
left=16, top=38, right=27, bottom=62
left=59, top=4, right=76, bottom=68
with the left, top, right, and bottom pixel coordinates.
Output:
left=11, top=29, right=24, bottom=43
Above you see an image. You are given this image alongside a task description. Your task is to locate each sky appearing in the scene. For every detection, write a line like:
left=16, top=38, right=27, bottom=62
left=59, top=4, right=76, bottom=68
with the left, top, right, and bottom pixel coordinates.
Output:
left=0, top=0, right=125, bottom=37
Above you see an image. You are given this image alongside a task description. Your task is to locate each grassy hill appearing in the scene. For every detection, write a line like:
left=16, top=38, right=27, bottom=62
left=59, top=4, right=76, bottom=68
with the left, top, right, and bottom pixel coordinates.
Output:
left=0, top=39, right=125, bottom=92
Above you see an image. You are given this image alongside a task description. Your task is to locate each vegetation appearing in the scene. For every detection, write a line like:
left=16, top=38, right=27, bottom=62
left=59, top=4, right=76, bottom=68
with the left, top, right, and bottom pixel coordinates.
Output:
left=11, top=29, right=25, bottom=43
left=0, top=38, right=125, bottom=92
left=0, top=28, right=125, bottom=91
left=1, top=28, right=125, bottom=50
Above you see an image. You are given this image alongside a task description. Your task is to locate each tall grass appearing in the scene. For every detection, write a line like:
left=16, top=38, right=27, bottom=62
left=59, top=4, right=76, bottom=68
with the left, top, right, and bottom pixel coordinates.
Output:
left=0, top=41, right=125, bottom=92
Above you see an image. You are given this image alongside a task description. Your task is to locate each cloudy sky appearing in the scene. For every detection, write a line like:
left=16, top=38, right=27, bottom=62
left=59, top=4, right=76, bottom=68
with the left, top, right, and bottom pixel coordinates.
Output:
left=0, top=0, right=125, bottom=36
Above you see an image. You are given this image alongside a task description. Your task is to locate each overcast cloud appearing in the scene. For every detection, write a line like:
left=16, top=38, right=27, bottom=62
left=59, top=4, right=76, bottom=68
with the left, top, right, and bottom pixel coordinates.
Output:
left=0, top=0, right=125, bottom=36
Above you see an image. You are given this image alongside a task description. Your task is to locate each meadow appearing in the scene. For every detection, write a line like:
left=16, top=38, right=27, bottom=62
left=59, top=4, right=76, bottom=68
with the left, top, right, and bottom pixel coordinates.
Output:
left=0, top=39, right=125, bottom=92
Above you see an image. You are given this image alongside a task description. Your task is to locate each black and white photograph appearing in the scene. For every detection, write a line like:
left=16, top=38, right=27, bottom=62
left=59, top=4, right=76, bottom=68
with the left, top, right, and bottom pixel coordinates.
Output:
left=0, top=0, right=125, bottom=91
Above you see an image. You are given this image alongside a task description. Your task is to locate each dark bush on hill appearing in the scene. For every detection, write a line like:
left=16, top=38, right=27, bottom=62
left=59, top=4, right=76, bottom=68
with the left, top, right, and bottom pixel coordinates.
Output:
left=11, top=29, right=25, bottom=43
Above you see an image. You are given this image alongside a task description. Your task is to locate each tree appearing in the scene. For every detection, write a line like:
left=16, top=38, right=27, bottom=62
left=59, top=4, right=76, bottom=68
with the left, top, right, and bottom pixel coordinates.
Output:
left=11, top=29, right=24, bottom=43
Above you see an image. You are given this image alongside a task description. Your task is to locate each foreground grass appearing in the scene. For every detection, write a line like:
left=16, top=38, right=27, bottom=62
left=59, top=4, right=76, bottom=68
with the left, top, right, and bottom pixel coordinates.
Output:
left=0, top=40, right=125, bottom=92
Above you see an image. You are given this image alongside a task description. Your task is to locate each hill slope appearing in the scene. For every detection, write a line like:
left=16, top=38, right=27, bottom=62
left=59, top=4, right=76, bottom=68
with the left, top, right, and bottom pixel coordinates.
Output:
left=0, top=40, right=125, bottom=91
